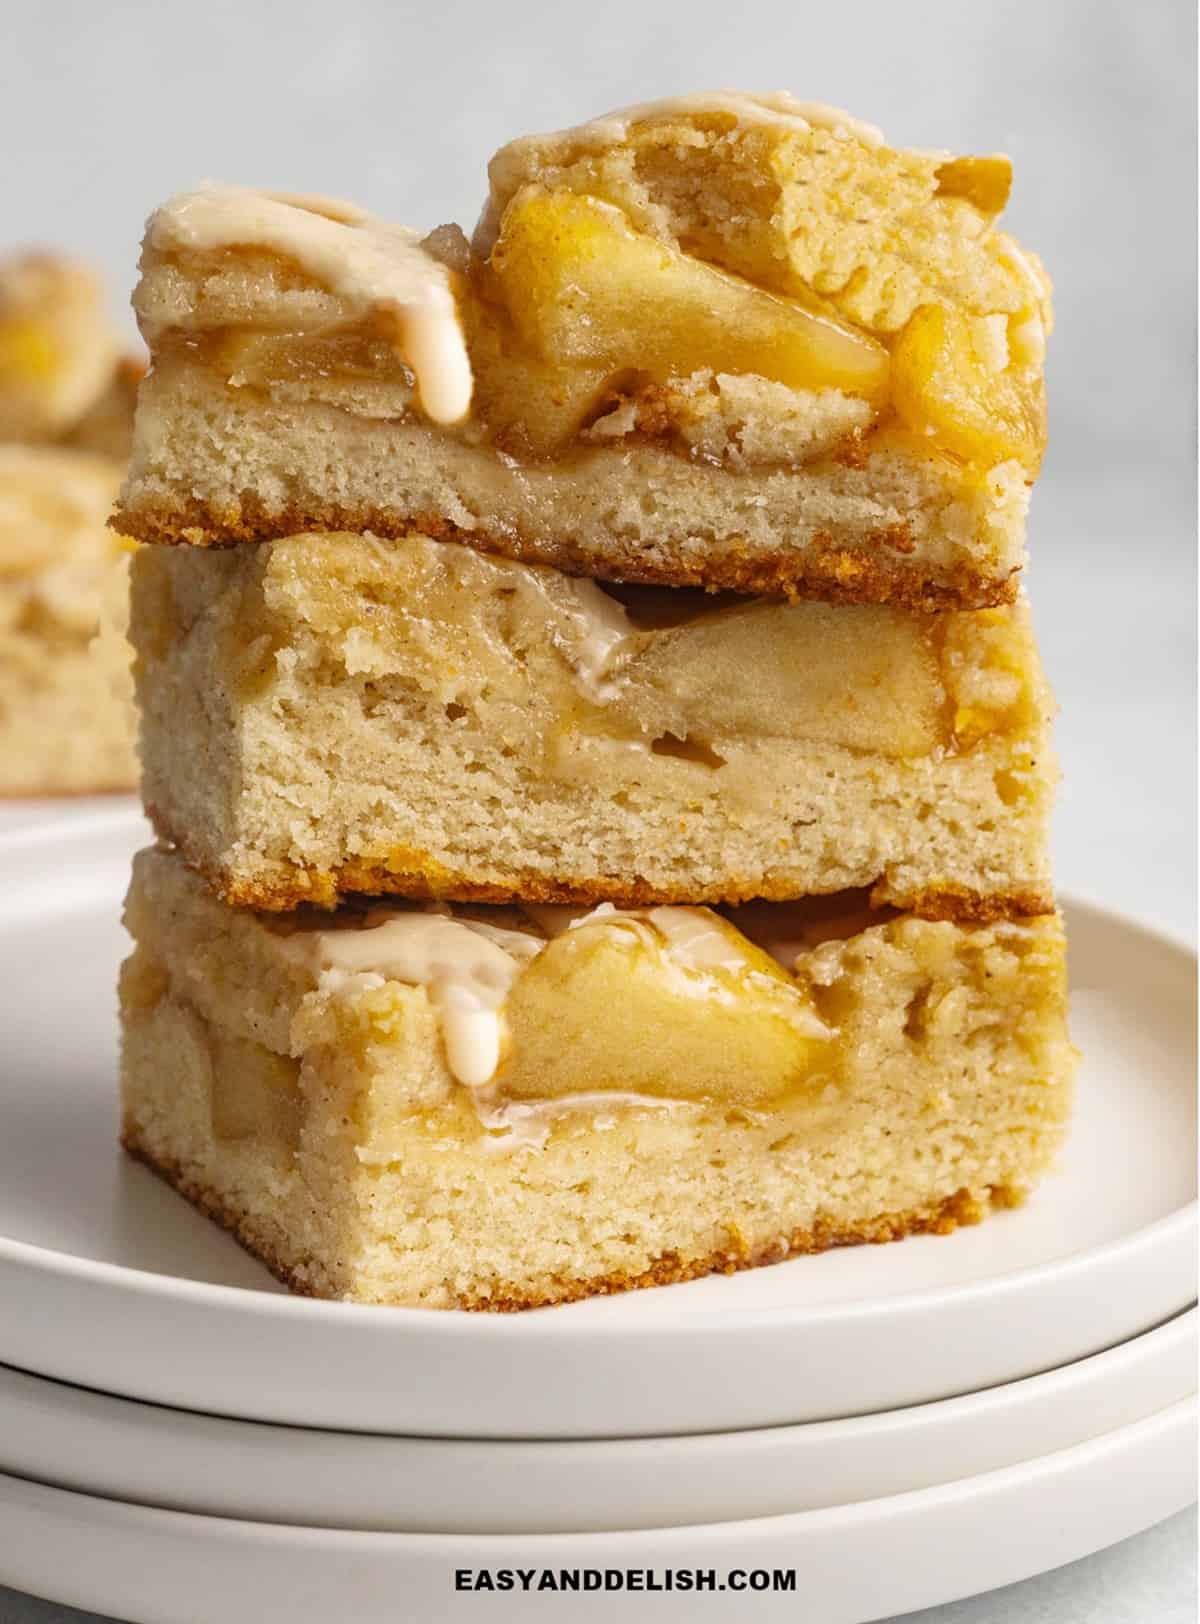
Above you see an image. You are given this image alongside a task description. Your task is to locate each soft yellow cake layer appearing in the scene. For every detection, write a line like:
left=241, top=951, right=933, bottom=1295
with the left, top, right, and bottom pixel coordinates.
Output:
left=120, top=846, right=1075, bottom=1310
left=130, top=531, right=1056, bottom=914
left=0, top=446, right=137, bottom=794
left=119, top=354, right=1026, bottom=609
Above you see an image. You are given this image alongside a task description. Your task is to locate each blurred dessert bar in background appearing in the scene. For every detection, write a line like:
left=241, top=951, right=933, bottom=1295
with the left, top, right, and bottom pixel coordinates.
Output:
left=0, top=251, right=140, bottom=457
left=0, top=249, right=142, bottom=794
left=0, top=446, right=137, bottom=793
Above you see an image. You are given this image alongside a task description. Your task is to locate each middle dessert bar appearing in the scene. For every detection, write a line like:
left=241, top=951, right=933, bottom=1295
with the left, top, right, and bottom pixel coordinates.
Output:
left=131, top=531, right=1055, bottom=916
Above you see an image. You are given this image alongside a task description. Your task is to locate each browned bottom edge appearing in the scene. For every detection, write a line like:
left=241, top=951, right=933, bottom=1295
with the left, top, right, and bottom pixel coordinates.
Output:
left=112, top=495, right=1019, bottom=612
left=145, top=812, right=1052, bottom=923
left=121, top=1130, right=1025, bottom=1313
left=891, top=883, right=1055, bottom=925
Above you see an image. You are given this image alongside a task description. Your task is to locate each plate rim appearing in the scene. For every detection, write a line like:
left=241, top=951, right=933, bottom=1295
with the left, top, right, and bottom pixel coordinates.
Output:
left=0, top=1303, right=1192, bottom=1446
left=0, top=1397, right=1193, bottom=1624
left=0, top=1395, right=1193, bottom=1532
left=1, top=1308, right=1190, bottom=1533
left=0, top=1162, right=1193, bottom=1340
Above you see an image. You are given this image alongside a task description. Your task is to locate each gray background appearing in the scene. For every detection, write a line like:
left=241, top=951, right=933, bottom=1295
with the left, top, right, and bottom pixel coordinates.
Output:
left=2, top=0, right=1194, bottom=484
left=0, top=0, right=1194, bottom=1619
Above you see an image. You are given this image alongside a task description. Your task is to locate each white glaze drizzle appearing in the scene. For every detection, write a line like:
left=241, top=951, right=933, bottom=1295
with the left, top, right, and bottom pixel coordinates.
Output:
left=476, top=1091, right=693, bottom=1152
left=531, top=901, right=750, bottom=972
left=145, top=185, right=473, bottom=424
left=486, top=91, right=884, bottom=215
left=478, top=92, right=885, bottom=252
left=293, top=909, right=542, bottom=1089
left=293, top=898, right=830, bottom=1105
left=573, top=91, right=884, bottom=147
left=553, top=579, right=639, bottom=702
left=525, top=903, right=829, bottom=1033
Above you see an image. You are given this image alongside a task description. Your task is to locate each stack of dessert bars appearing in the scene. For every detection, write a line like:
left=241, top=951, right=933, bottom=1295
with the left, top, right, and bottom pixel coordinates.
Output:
left=115, top=94, right=1075, bottom=1311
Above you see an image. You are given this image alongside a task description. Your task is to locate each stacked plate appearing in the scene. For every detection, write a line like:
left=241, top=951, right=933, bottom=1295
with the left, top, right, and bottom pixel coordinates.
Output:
left=0, top=808, right=1196, bottom=1624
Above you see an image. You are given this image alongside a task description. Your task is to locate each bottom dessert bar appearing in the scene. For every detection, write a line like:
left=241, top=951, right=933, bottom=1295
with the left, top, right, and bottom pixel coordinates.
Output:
left=120, top=847, right=1074, bottom=1310
left=0, top=446, right=137, bottom=794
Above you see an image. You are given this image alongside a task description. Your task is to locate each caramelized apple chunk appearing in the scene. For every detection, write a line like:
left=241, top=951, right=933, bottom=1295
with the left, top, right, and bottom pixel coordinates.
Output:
left=934, top=155, right=1013, bottom=215
left=214, top=328, right=410, bottom=385
left=498, top=909, right=831, bottom=1109
left=460, top=283, right=618, bottom=456
left=941, top=606, right=1047, bottom=748
left=891, top=303, right=1046, bottom=473
left=489, top=185, right=889, bottom=404
left=619, top=600, right=944, bottom=759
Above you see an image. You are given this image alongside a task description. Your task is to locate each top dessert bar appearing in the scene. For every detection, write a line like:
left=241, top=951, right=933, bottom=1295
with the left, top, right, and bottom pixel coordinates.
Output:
left=114, top=93, right=1052, bottom=609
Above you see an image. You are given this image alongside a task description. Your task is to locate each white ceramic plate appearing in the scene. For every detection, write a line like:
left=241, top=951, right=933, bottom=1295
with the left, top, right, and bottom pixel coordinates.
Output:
left=0, top=1400, right=1195, bottom=1624
left=0, top=1309, right=1192, bottom=1534
left=0, top=808, right=1195, bottom=1437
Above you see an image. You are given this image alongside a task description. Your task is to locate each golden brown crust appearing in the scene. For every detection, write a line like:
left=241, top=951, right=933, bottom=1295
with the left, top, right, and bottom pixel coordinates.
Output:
left=121, top=1128, right=1015, bottom=1312
left=112, top=494, right=1018, bottom=611
left=122, top=1130, right=327, bottom=1297
left=145, top=808, right=1050, bottom=923
left=869, top=879, right=1055, bottom=924
left=470, top=1188, right=998, bottom=1312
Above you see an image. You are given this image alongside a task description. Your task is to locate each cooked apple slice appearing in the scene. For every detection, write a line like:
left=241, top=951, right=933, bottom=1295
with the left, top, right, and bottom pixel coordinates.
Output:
left=934, top=155, right=1013, bottom=215
left=209, top=1026, right=302, bottom=1149
left=461, top=284, right=618, bottom=456
left=214, top=328, right=408, bottom=384
left=621, top=599, right=944, bottom=758
left=891, top=303, right=1045, bottom=472
left=490, top=185, right=889, bottom=402
left=499, top=908, right=831, bottom=1109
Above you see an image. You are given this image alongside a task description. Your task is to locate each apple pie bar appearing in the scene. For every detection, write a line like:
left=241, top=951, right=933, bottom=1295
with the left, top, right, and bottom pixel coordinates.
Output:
left=0, top=251, right=139, bottom=456
left=130, top=531, right=1056, bottom=916
left=120, top=845, right=1074, bottom=1309
left=0, top=445, right=138, bottom=794
left=114, top=94, right=1051, bottom=610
